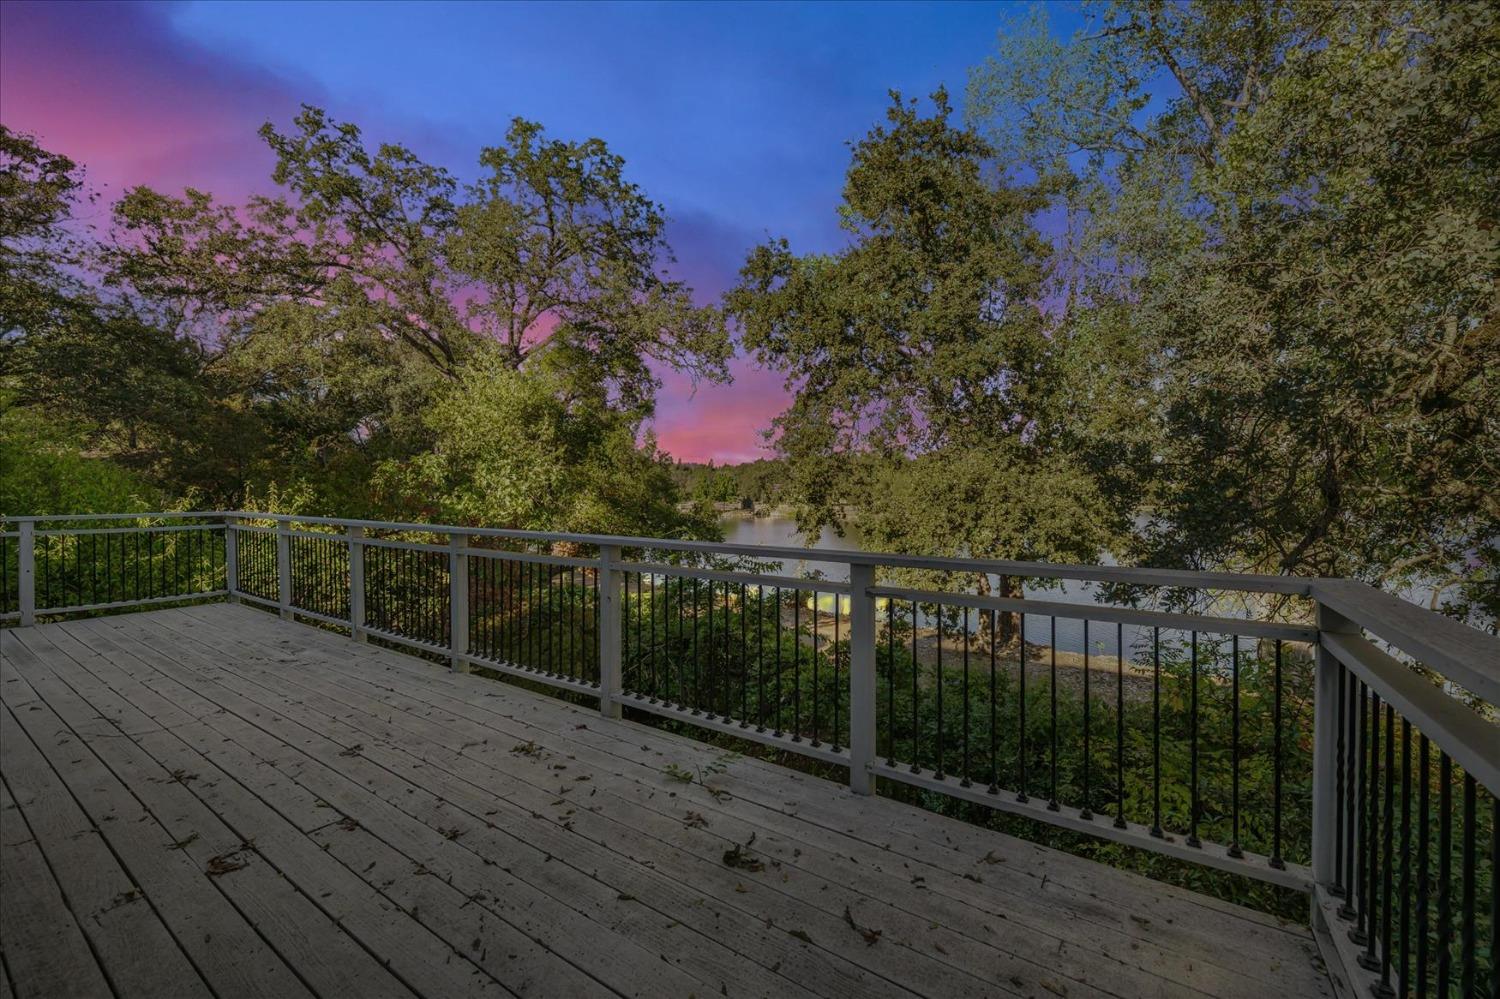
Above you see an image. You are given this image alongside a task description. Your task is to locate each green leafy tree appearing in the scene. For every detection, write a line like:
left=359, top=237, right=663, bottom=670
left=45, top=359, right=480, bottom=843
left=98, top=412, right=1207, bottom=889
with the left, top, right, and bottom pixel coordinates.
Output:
left=12, top=110, right=727, bottom=529
left=377, top=348, right=717, bottom=537
left=0, top=126, right=91, bottom=336
left=969, top=1, right=1500, bottom=617
left=728, top=90, right=1124, bottom=633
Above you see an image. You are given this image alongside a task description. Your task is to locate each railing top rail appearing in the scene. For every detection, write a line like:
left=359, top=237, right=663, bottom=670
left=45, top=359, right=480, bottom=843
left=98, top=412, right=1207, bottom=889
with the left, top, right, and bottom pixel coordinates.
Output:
left=870, top=584, right=1319, bottom=643
left=3, top=511, right=236, bottom=523
left=221, top=510, right=1315, bottom=595
left=1314, top=577, right=1500, bottom=705
left=1321, top=630, right=1499, bottom=791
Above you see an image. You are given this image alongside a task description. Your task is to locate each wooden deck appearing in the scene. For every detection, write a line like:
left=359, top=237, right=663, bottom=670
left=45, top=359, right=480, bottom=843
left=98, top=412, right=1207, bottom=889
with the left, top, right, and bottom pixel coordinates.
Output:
left=0, top=604, right=1332, bottom=999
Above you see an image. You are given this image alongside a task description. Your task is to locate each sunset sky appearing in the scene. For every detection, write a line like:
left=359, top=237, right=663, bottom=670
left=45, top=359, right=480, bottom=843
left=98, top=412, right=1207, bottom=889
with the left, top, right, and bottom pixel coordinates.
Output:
left=0, top=0, right=1084, bottom=463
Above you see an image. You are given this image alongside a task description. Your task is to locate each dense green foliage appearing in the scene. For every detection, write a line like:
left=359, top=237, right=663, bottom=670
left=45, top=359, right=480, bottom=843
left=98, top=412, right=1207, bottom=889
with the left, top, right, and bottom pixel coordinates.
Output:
left=670, top=459, right=786, bottom=508
left=964, top=0, right=1499, bottom=616
left=728, top=91, right=1123, bottom=587
left=721, top=1, right=1499, bottom=622
left=2, top=1, right=1494, bottom=934
left=2, top=116, right=727, bottom=535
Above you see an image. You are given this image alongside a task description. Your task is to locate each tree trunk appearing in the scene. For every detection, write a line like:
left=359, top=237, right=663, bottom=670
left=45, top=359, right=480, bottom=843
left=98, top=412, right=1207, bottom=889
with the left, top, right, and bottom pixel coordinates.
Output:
left=997, top=573, right=1022, bottom=647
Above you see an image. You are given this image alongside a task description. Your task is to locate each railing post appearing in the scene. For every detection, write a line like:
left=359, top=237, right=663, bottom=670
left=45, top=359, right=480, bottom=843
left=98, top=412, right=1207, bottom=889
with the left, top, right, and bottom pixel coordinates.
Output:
left=848, top=561, right=877, bottom=795
left=1312, top=597, right=1356, bottom=888
left=598, top=544, right=623, bottom=719
left=223, top=516, right=239, bottom=603
left=348, top=525, right=366, bottom=643
left=276, top=520, right=292, bottom=620
left=18, top=520, right=35, bottom=626
left=449, top=532, right=469, bottom=673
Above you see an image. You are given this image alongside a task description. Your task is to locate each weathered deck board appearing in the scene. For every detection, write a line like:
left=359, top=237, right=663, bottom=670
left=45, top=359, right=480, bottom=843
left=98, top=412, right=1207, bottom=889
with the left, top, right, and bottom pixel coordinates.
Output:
left=0, top=780, right=113, bottom=999
left=156, top=603, right=1318, bottom=988
left=140, top=609, right=1251, bottom=998
left=0, top=694, right=208, bottom=999
left=0, top=606, right=1333, bottom=999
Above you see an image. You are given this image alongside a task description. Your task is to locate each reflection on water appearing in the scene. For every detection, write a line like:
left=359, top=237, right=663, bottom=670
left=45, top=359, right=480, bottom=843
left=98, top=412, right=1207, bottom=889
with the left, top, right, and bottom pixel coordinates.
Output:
left=718, top=514, right=1258, bottom=658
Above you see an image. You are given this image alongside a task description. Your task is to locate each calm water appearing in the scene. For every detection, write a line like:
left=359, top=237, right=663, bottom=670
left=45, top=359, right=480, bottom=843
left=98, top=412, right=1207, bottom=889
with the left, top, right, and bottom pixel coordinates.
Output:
left=718, top=513, right=1159, bottom=658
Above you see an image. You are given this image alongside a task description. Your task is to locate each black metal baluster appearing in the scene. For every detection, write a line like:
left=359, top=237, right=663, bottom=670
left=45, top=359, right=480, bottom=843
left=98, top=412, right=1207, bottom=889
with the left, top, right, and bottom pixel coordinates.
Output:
left=1115, top=621, right=1126, bottom=830
left=1151, top=626, right=1161, bottom=837
left=1376, top=703, right=1395, bottom=997
left=1436, top=752, right=1452, bottom=995
left=1081, top=619, right=1092, bottom=819
left=591, top=560, right=600, bottom=686
left=1459, top=774, right=1475, bottom=999
left=1490, top=795, right=1498, bottom=999
left=1342, top=675, right=1362, bottom=919
left=1353, top=683, right=1373, bottom=944
left=1482, top=792, right=1494, bottom=996
left=722, top=580, right=732, bottom=719
left=538, top=559, right=547, bottom=670
left=772, top=587, right=783, bottom=735
left=1272, top=639, right=1285, bottom=869
left=550, top=559, right=559, bottom=670
left=1359, top=692, right=1383, bottom=965
left=910, top=600, right=919, bottom=772
left=757, top=586, right=767, bottom=728
left=808, top=593, right=818, bottom=742
left=567, top=565, right=577, bottom=680
left=678, top=578, right=688, bottom=709
left=1230, top=640, right=1242, bottom=857
left=830, top=594, right=840, bottom=749
left=640, top=570, right=650, bottom=686
left=555, top=565, right=565, bottom=674
left=705, top=580, right=717, bottom=720
left=475, top=557, right=485, bottom=658
left=988, top=609, right=998, bottom=795
left=934, top=605, right=944, bottom=779
left=960, top=605, right=971, bottom=787
left=1048, top=616, right=1059, bottom=810
left=1398, top=719, right=1411, bottom=996
left=790, top=588, right=800, bottom=738
left=724, top=579, right=735, bottom=720
left=692, top=578, right=702, bottom=715
left=491, top=556, right=501, bottom=658
left=1017, top=611, right=1028, bottom=803
left=500, top=559, right=509, bottom=663
left=636, top=572, right=646, bottom=697
left=885, top=601, right=895, bottom=764
left=1344, top=660, right=1356, bottom=894
left=1415, top=735, right=1430, bottom=999
left=1187, top=630, right=1200, bottom=847
left=642, top=573, right=654, bottom=696
left=520, top=560, right=529, bottom=668
left=740, top=582, right=749, bottom=728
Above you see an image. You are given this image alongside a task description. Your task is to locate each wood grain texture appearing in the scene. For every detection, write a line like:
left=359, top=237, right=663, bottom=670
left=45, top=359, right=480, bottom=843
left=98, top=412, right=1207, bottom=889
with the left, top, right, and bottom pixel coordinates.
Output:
left=1, top=606, right=1335, bottom=999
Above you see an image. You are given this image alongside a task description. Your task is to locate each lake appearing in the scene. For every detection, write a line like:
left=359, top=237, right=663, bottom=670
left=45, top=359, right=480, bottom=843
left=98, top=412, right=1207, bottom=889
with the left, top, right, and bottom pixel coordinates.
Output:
left=718, top=512, right=1178, bottom=659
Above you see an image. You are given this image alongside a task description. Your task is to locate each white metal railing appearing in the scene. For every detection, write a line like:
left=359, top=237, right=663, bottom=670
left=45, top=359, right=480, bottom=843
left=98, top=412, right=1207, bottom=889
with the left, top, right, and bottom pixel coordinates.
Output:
left=3, top=510, right=1495, bottom=995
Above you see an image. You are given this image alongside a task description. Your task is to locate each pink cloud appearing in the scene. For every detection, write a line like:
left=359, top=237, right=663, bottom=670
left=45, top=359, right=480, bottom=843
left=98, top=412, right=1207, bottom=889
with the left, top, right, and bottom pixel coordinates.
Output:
left=0, top=1, right=308, bottom=201
left=1, top=1, right=789, bottom=464
left=651, top=358, right=787, bottom=464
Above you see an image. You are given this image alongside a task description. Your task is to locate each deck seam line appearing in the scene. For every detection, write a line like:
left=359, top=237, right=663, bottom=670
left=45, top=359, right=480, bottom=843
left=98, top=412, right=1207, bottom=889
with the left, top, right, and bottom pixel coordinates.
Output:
left=155, top=605, right=1325, bottom=997
left=17, top=624, right=457, bottom=999
left=106, top=613, right=929, bottom=999
left=66, top=616, right=726, bottom=999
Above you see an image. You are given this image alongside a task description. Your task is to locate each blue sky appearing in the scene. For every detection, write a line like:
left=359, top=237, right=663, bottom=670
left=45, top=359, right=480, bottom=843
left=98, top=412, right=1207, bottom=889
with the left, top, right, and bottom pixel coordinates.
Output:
left=3, top=0, right=1090, bottom=461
